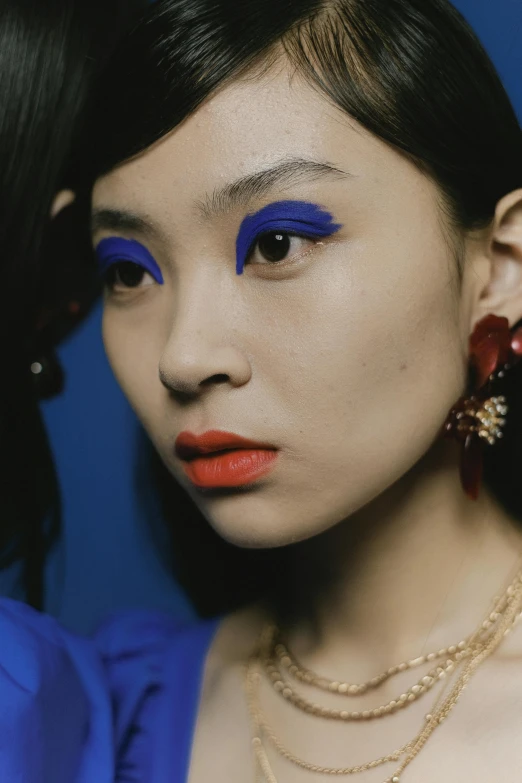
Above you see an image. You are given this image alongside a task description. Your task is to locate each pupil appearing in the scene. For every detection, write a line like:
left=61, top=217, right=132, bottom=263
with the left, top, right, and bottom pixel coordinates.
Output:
left=114, top=261, right=145, bottom=287
left=258, top=232, right=290, bottom=262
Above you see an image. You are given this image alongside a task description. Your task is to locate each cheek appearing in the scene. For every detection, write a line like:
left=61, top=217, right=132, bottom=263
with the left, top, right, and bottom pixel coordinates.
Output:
left=251, top=238, right=464, bottom=488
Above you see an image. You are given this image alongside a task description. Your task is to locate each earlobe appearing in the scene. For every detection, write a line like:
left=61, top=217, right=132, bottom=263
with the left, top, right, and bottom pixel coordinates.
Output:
left=474, top=188, right=522, bottom=326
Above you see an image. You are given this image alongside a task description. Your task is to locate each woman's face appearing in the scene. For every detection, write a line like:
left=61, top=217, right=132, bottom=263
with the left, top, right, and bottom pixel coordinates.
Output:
left=92, top=64, right=473, bottom=547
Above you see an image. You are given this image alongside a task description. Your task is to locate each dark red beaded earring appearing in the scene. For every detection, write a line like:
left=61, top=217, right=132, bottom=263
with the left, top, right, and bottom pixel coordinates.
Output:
left=445, top=315, right=522, bottom=500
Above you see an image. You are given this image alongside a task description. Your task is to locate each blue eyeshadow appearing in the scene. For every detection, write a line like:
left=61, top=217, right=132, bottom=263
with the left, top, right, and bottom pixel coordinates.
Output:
left=95, top=237, right=164, bottom=284
left=235, top=200, right=342, bottom=275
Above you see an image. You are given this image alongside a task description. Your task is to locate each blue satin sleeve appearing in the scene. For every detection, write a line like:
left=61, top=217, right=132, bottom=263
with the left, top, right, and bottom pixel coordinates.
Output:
left=95, top=612, right=220, bottom=783
left=0, top=598, right=219, bottom=782
left=0, top=598, right=114, bottom=783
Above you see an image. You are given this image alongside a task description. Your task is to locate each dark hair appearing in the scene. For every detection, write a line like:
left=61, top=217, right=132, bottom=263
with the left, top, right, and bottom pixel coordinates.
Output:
left=0, top=0, right=145, bottom=607
left=84, top=0, right=522, bottom=614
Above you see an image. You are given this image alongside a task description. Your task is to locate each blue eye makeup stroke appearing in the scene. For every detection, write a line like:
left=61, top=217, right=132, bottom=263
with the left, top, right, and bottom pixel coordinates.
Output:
left=95, top=237, right=164, bottom=284
left=235, top=200, right=343, bottom=275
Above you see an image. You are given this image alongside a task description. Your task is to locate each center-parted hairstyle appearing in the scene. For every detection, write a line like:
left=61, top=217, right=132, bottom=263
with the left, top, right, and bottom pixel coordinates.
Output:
left=84, top=0, right=522, bottom=615
left=88, top=0, right=522, bottom=228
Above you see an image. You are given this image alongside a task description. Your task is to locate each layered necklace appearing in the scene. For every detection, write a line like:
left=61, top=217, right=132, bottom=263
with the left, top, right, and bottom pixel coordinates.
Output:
left=244, top=567, right=522, bottom=782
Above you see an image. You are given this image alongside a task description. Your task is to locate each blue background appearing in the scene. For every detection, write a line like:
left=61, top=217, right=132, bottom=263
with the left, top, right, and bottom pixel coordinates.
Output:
left=27, top=0, right=522, bottom=633
left=41, top=304, right=193, bottom=631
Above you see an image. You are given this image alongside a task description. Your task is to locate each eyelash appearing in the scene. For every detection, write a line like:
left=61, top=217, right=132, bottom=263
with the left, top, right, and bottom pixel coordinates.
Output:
left=102, top=261, right=156, bottom=293
left=245, top=230, right=319, bottom=267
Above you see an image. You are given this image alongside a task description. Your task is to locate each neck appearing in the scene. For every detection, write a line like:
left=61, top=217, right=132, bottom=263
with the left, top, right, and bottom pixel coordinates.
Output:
left=287, top=443, right=522, bottom=669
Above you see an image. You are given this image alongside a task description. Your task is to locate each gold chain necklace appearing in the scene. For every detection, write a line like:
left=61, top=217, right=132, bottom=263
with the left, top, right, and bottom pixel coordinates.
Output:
left=246, top=662, right=414, bottom=776
left=262, top=638, right=467, bottom=721
left=245, top=568, right=522, bottom=782
left=390, top=575, right=522, bottom=782
left=273, top=631, right=478, bottom=695
left=259, top=580, right=518, bottom=722
left=262, top=649, right=464, bottom=723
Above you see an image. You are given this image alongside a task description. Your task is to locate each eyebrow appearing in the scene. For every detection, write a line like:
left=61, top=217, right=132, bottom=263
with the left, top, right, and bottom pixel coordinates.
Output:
left=197, top=157, right=352, bottom=220
left=91, top=208, right=158, bottom=239
left=91, top=157, right=351, bottom=236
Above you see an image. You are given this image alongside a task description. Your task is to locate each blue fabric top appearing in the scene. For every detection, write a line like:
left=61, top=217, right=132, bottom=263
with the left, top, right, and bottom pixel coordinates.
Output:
left=0, top=599, right=114, bottom=782
left=0, top=598, right=219, bottom=782
left=97, top=612, right=220, bottom=783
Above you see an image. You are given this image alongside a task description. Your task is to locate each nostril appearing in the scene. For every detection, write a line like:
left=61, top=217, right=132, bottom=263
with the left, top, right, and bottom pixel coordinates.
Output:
left=200, top=373, right=230, bottom=387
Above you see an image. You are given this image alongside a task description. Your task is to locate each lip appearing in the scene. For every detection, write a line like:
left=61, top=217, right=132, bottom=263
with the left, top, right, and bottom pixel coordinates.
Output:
left=175, top=430, right=279, bottom=489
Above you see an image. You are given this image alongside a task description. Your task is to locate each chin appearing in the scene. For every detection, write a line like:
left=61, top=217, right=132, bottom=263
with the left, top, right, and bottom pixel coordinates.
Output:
left=191, top=489, right=348, bottom=550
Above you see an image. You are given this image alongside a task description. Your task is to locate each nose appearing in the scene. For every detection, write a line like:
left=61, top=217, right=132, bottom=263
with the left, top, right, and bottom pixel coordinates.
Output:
left=158, top=287, right=252, bottom=401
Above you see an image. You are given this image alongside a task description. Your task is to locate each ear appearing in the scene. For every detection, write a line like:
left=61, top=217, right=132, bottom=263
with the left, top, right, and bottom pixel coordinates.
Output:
left=472, top=189, right=522, bottom=328
left=50, top=189, right=75, bottom=219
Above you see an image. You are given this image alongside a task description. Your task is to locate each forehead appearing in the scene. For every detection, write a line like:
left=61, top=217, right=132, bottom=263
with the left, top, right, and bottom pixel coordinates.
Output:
left=93, top=64, right=428, bottom=216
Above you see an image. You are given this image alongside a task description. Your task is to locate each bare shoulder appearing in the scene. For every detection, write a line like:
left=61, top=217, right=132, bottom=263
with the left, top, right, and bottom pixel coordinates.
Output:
left=203, top=603, right=268, bottom=694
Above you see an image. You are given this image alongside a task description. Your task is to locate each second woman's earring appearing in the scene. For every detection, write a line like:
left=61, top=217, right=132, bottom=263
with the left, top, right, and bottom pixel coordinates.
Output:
left=445, top=315, right=522, bottom=500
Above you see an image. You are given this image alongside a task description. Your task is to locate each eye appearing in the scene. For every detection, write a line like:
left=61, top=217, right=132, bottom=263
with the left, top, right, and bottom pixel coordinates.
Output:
left=104, top=261, right=156, bottom=292
left=249, top=231, right=314, bottom=265
left=95, top=237, right=164, bottom=292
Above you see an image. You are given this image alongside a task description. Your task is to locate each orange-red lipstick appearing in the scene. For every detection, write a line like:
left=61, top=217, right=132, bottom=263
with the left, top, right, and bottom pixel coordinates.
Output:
left=175, top=430, right=278, bottom=489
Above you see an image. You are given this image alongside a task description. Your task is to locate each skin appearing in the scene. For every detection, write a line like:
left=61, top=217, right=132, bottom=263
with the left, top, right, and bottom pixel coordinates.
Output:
left=92, top=63, right=522, bottom=781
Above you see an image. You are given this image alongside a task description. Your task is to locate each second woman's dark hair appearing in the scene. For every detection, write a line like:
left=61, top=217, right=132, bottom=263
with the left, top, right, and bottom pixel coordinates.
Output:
left=83, top=0, right=522, bottom=615
left=0, top=0, right=145, bottom=607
